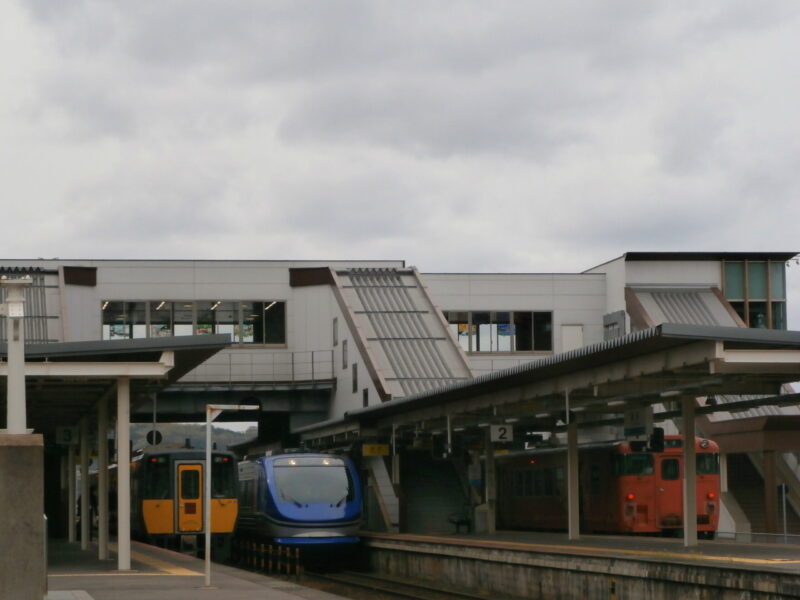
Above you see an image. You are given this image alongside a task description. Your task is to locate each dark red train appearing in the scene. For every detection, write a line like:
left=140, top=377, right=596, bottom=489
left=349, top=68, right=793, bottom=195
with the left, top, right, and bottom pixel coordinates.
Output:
left=497, top=435, right=720, bottom=538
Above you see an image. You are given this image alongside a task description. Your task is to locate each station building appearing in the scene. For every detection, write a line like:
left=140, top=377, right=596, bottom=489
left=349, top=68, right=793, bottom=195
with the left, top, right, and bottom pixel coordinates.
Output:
left=1, top=252, right=799, bottom=573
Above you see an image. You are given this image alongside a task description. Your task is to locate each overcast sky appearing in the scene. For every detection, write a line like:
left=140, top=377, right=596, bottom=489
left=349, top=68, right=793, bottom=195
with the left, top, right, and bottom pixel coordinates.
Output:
left=3, top=2, right=800, bottom=325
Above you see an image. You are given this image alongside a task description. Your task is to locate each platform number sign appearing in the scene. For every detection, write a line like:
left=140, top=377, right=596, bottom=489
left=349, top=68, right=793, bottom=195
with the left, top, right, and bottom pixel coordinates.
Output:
left=56, top=426, right=79, bottom=445
left=490, top=425, right=513, bottom=443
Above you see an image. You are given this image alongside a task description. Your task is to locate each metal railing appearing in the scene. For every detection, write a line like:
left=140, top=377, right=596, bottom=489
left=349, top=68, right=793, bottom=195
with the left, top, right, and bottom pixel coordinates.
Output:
left=179, top=350, right=335, bottom=384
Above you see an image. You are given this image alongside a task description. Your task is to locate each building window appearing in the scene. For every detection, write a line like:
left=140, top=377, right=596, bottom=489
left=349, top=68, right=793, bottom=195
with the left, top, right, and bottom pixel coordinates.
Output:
left=333, top=317, right=338, bottom=346
left=352, top=363, right=358, bottom=393
left=342, top=340, right=348, bottom=369
left=101, top=300, right=288, bottom=343
left=445, top=310, right=553, bottom=352
left=362, top=388, right=369, bottom=408
left=723, top=260, right=787, bottom=329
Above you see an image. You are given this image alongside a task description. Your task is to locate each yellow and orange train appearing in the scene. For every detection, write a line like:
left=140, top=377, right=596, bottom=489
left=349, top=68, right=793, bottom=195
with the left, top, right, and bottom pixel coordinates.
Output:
left=130, top=448, right=239, bottom=558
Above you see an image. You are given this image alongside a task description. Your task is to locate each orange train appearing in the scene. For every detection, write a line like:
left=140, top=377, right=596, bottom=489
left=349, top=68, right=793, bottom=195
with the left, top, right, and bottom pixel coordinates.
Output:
left=496, top=436, right=720, bottom=538
left=130, top=448, right=239, bottom=558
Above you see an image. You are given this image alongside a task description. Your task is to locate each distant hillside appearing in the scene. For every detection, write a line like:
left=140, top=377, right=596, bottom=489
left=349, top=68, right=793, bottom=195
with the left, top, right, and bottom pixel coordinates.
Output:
left=131, top=423, right=257, bottom=452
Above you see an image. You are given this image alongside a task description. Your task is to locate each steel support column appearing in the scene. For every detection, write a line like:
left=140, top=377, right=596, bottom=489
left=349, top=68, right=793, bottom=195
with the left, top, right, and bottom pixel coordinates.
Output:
left=763, top=450, right=779, bottom=534
left=567, top=419, right=580, bottom=541
left=682, top=396, right=697, bottom=547
left=98, top=396, right=109, bottom=560
left=116, top=377, right=131, bottom=571
left=80, top=418, right=89, bottom=550
left=67, top=447, right=76, bottom=543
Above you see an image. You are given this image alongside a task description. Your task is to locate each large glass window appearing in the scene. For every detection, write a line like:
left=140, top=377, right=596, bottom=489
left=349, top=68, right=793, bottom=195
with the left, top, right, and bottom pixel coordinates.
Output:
left=444, top=310, right=553, bottom=353
left=102, top=301, right=129, bottom=339
left=174, top=302, right=194, bottom=336
left=661, top=458, right=680, bottom=481
left=723, top=259, right=787, bottom=329
left=447, top=311, right=470, bottom=352
left=149, top=301, right=172, bottom=337
left=101, top=299, right=287, bottom=343
left=264, top=301, right=286, bottom=344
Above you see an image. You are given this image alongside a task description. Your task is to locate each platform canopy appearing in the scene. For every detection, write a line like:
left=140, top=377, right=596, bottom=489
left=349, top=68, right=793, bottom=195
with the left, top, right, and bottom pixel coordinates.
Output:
left=298, top=324, right=800, bottom=445
left=0, top=334, right=231, bottom=434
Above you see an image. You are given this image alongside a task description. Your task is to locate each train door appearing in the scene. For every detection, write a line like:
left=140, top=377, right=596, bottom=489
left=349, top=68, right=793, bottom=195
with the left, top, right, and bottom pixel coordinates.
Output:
left=176, top=462, right=203, bottom=533
left=655, top=455, right=683, bottom=528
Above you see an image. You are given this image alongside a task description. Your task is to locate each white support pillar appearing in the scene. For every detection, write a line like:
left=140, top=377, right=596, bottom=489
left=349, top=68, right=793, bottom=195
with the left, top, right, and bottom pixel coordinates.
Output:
left=682, top=396, right=698, bottom=547
left=67, top=447, right=76, bottom=543
left=116, top=377, right=131, bottom=571
left=80, top=418, right=90, bottom=550
left=98, top=396, right=109, bottom=560
left=567, top=419, right=580, bottom=541
left=2, top=276, right=32, bottom=434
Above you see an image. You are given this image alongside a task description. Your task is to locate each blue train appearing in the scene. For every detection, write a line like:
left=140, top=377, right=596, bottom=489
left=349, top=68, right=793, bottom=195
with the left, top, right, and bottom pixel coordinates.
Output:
left=236, top=452, right=362, bottom=547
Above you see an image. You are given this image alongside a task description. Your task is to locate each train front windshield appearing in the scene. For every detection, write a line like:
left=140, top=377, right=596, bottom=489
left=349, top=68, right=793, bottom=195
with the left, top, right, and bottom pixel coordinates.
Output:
left=273, top=457, right=352, bottom=504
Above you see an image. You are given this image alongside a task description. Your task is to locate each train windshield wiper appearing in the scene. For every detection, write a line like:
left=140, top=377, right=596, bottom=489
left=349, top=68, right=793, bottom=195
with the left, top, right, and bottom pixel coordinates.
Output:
left=334, top=494, right=347, bottom=507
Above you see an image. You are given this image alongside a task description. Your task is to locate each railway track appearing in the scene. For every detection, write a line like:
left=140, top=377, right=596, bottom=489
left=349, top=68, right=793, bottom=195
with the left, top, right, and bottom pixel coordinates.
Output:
left=304, top=570, right=494, bottom=600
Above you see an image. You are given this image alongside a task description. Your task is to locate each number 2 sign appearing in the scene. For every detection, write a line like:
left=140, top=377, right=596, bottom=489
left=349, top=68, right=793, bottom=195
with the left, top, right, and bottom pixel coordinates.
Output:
left=490, top=425, right=513, bottom=442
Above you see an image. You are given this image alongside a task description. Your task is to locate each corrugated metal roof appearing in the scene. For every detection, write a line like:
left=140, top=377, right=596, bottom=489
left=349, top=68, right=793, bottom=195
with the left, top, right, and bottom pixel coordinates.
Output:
left=344, top=323, right=800, bottom=421
left=632, top=288, right=738, bottom=327
left=340, top=268, right=472, bottom=398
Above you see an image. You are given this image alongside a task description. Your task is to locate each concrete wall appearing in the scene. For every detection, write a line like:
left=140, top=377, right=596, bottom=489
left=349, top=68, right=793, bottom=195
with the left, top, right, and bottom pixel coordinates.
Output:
left=363, top=536, right=800, bottom=600
left=0, top=434, right=45, bottom=600
left=625, top=260, right=723, bottom=287
left=423, top=272, right=607, bottom=373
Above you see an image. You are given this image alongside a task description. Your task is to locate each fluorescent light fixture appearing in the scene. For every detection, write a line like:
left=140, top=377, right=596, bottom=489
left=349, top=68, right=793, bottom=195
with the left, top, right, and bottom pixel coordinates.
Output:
left=210, top=301, right=222, bottom=310
left=477, top=422, right=490, bottom=428
left=607, top=400, right=626, bottom=407
left=453, top=427, right=465, bottom=432
left=101, top=301, right=109, bottom=310
left=504, top=417, right=519, bottom=423
left=155, top=301, right=166, bottom=311
left=264, top=301, right=277, bottom=312
left=534, top=413, right=549, bottom=419
left=660, top=390, right=680, bottom=398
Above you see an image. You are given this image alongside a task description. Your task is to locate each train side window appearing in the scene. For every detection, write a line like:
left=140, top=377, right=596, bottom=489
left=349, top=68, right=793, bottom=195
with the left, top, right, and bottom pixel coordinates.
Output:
left=533, top=470, right=543, bottom=496
left=544, top=468, right=555, bottom=496
left=661, top=458, right=680, bottom=481
left=697, top=453, right=720, bottom=475
left=555, top=467, right=564, bottom=497
left=589, top=465, right=601, bottom=495
left=523, top=470, right=533, bottom=496
left=513, top=471, right=523, bottom=496
left=211, top=458, right=236, bottom=498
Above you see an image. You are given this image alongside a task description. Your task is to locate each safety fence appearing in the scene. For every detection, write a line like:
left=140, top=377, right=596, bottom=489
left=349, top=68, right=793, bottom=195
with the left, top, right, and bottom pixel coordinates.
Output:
left=232, top=538, right=302, bottom=580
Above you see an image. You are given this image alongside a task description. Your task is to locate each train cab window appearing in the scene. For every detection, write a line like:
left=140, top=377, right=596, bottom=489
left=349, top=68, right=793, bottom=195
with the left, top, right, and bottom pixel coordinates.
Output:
left=697, top=453, right=720, bottom=475
left=615, top=454, right=654, bottom=476
left=144, top=457, right=170, bottom=499
left=661, top=458, right=680, bottom=481
left=181, top=470, right=201, bottom=499
left=211, top=456, right=237, bottom=498
left=273, top=456, right=352, bottom=504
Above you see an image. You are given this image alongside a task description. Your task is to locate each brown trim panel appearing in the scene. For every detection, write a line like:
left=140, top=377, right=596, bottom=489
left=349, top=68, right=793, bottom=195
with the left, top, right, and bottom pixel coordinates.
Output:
left=63, top=266, right=97, bottom=287
left=289, top=267, right=336, bottom=287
